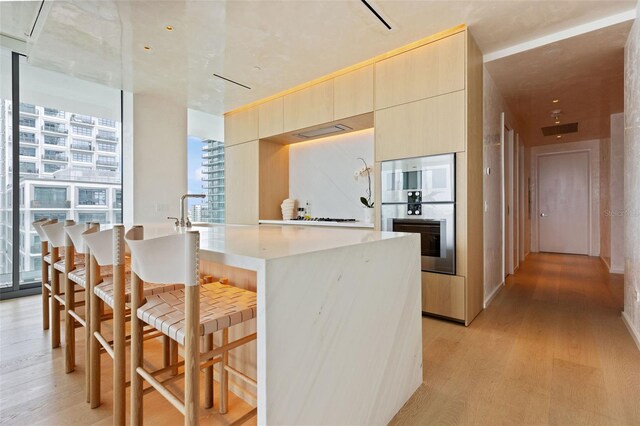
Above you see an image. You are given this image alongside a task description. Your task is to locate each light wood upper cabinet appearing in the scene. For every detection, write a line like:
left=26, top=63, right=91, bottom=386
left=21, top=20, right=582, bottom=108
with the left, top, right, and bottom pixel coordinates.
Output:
left=375, top=32, right=465, bottom=110
left=283, top=80, right=334, bottom=132
left=225, top=107, right=259, bottom=147
left=375, top=90, right=465, bottom=161
left=333, top=65, right=374, bottom=120
left=258, top=98, right=284, bottom=138
left=225, top=141, right=259, bottom=224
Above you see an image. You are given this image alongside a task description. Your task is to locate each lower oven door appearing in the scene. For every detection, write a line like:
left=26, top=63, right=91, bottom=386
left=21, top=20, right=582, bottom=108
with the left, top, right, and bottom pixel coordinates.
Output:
left=381, top=203, right=455, bottom=275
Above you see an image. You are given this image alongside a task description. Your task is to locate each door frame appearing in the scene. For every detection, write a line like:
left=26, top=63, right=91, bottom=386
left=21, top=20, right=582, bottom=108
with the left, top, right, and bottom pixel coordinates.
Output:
left=502, top=117, right=516, bottom=278
left=530, top=140, right=600, bottom=256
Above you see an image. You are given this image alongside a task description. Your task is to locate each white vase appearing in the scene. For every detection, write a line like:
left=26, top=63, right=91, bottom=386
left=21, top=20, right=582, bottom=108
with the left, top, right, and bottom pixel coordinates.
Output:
left=363, top=207, right=374, bottom=224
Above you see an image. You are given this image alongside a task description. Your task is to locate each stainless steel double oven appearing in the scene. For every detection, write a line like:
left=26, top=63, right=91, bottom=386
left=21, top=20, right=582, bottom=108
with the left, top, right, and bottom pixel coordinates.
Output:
left=381, top=153, right=456, bottom=275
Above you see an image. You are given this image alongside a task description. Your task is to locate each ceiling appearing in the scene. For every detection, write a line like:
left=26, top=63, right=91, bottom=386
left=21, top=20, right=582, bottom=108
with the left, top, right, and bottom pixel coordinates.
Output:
left=0, top=0, right=636, bottom=116
left=485, top=21, right=632, bottom=146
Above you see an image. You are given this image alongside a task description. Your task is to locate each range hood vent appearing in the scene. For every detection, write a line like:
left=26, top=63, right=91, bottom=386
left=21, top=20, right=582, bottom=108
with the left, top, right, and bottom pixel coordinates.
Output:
left=541, top=122, right=579, bottom=136
left=294, top=124, right=352, bottom=139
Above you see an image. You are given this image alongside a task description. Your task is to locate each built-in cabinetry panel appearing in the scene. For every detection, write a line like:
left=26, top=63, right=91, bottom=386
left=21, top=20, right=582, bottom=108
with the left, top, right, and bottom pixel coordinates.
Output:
left=421, top=272, right=465, bottom=321
left=374, top=90, right=465, bottom=161
left=375, top=32, right=465, bottom=110
left=334, top=65, right=374, bottom=120
left=259, top=141, right=289, bottom=220
left=259, top=98, right=284, bottom=139
left=283, top=80, right=334, bottom=132
left=225, top=141, right=259, bottom=224
left=225, top=107, right=259, bottom=147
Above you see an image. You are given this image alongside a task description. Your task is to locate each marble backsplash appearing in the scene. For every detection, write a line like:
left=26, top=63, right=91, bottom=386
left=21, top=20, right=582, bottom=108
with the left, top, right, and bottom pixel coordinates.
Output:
left=289, top=129, right=374, bottom=220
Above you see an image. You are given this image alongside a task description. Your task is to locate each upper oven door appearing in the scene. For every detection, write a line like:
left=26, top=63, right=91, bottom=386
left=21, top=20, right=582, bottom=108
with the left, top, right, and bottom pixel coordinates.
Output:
left=381, top=153, right=455, bottom=204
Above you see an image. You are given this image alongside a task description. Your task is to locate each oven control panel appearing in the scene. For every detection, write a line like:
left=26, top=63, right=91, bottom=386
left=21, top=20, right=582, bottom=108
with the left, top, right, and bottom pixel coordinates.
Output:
left=407, top=191, right=422, bottom=215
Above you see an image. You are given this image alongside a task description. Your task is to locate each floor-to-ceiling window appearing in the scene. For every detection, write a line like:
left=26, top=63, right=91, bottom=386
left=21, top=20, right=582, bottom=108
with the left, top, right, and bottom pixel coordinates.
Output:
left=0, top=50, right=122, bottom=298
left=187, top=136, right=225, bottom=223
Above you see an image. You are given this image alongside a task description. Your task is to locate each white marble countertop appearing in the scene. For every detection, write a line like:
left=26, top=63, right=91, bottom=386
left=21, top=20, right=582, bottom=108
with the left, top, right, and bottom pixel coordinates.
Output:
left=130, top=222, right=407, bottom=270
left=258, top=219, right=374, bottom=229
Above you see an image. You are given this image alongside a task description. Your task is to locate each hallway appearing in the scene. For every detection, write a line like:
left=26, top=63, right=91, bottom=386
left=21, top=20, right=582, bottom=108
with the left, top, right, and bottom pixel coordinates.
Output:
left=392, top=253, right=640, bottom=425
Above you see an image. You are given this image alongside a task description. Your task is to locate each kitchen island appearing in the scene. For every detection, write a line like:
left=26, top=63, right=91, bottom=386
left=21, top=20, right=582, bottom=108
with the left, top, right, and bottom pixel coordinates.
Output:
left=141, top=223, right=423, bottom=425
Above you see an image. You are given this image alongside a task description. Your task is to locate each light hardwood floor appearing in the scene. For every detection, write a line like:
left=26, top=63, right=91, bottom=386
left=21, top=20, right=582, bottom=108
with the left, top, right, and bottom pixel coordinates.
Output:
left=391, top=253, right=640, bottom=425
left=1, top=253, right=639, bottom=425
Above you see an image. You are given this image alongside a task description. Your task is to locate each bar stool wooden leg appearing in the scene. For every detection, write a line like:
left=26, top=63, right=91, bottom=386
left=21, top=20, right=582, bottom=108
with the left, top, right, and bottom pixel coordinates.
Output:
left=113, top=262, right=126, bottom=425
left=131, top=273, right=144, bottom=426
left=41, top=242, right=49, bottom=330
left=185, top=285, right=200, bottom=426
left=170, top=340, right=179, bottom=376
left=51, top=247, right=61, bottom=349
left=84, top=259, right=91, bottom=403
left=204, top=334, right=214, bottom=409
left=90, top=257, right=101, bottom=409
left=220, top=328, right=229, bottom=414
left=162, top=335, right=171, bottom=368
left=64, top=245, right=75, bottom=373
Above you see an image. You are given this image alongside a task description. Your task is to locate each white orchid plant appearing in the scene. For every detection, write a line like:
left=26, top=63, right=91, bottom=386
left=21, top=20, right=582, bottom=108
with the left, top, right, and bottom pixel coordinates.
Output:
left=354, top=157, right=374, bottom=208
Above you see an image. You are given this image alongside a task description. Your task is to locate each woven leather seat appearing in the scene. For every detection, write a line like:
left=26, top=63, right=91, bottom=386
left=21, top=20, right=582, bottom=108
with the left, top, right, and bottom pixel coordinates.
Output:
left=94, top=274, right=182, bottom=307
left=138, top=281, right=257, bottom=345
left=53, top=257, right=85, bottom=273
left=68, top=267, right=89, bottom=287
left=44, top=247, right=83, bottom=264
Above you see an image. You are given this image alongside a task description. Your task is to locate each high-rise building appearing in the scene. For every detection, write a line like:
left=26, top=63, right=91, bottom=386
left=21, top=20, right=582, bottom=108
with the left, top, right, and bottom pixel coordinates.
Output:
left=200, top=139, right=224, bottom=223
left=0, top=100, right=122, bottom=287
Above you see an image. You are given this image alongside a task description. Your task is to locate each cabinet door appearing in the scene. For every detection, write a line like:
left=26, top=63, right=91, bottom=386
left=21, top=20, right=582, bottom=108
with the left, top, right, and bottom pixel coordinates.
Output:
left=421, top=272, right=465, bottom=321
left=225, top=107, right=259, bottom=146
left=225, top=141, right=259, bottom=224
left=283, top=80, right=333, bottom=132
left=259, top=98, right=284, bottom=138
left=333, top=65, right=374, bottom=120
left=375, top=90, right=465, bottom=161
left=375, top=32, right=465, bottom=110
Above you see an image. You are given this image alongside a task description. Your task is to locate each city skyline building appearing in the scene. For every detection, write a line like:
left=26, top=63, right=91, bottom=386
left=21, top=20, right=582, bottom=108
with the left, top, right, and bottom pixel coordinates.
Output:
left=0, top=100, right=122, bottom=287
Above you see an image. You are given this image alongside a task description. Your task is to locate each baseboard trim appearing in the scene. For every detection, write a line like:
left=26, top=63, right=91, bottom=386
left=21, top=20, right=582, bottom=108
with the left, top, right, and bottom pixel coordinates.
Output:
left=609, top=265, right=624, bottom=274
left=622, top=311, right=640, bottom=352
left=600, top=256, right=611, bottom=270
left=484, top=281, right=504, bottom=309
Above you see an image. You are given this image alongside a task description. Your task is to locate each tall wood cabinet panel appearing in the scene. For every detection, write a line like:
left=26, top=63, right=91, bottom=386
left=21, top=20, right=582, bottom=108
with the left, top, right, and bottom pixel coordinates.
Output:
left=225, top=107, right=259, bottom=147
left=225, top=141, right=259, bottom=224
left=283, top=80, right=334, bottom=132
left=259, top=141, right=289, bottom=220
left=374, top=90, right=465, bottom=162
left=464, top=31, right=485, bottom=325
left=258, top=98, right=284, bottom=138
left=421, top=272, right=465, bottom=321
left=333, top=65, right=374, bottom=120
left=374, top=32, right=465, bottom=110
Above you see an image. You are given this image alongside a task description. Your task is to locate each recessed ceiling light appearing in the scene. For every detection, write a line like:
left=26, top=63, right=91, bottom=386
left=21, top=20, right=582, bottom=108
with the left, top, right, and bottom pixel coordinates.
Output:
left=143, top=46, right=152, bottom=51
left=552, top=99, right=559, bottom=103
left=165, top=25, right=174, bottom=31
left=557, top=135, right=562, bottom=139
left=555, top=120, right=560, bottom=124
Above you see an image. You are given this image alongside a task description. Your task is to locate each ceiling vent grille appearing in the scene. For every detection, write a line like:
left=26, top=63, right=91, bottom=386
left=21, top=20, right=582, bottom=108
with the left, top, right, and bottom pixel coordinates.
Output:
left=541, top=122, right=579, bottom=137
left=294, top=124, right=352, bottom=139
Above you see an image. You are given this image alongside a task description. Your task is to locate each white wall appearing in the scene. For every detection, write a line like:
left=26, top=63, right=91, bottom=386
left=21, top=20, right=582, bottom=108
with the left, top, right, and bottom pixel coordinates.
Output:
left=289, top=129, right=374, bottom=220
left=123, top=93, right=187, bottom=225
left=623, top=5, right=640, bottom=349
left=188, top=108, right=223, bottom=141
left=483, top=68, right=524, bottom=307
left=530, top=139, right=601, bottom=257
left=610, top=113, right=625, bottom=273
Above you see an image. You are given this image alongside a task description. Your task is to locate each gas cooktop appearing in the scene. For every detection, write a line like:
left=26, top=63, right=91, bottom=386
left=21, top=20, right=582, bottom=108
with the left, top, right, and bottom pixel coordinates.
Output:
left=292, top=217, right=357, bottom=222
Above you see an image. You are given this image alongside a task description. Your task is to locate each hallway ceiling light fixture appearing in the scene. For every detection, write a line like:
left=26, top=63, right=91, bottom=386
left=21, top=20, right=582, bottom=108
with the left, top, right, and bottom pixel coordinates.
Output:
left=552, top=99, right=559, bottom=103
left=165, top=25, right=174, bottom=31
left=212, top=73, right=252, bottom=90
left=541, top=122, right=579, bottom=137
left=557, top=135, right=562, bottom=139
left=143, top=46, right=151, bottom=51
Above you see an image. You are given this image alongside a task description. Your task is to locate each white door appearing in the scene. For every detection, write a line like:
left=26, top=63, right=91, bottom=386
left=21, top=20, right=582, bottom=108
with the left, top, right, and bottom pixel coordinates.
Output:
left=538, top=151, right=590, bottom=255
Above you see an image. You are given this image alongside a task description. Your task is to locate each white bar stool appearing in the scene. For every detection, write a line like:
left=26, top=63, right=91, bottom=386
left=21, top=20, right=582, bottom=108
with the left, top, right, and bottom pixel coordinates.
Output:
left=126, top=229, right=258, bottom=426
left=32, top=218, right=55, bottom=331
